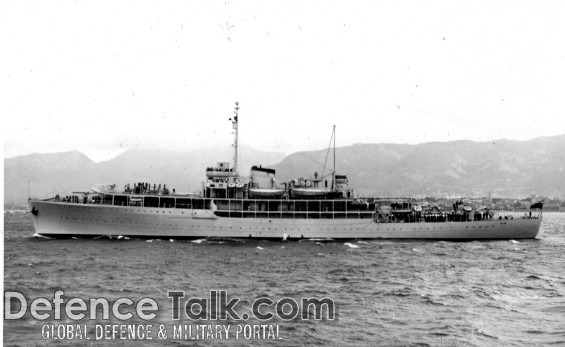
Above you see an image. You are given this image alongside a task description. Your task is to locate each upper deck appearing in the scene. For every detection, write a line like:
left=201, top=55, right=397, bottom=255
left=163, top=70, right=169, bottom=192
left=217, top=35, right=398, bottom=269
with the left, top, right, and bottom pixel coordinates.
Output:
left=37, top=193, right=541, bottom=223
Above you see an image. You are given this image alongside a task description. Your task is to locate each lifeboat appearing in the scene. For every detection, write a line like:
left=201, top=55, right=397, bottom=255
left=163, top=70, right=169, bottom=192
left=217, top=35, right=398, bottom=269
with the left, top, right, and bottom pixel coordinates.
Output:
left=91, top=184, right=117, bottom=194
left=290, top=187, right=339, bottom=199
left=248, top=188, right=286, bottom=198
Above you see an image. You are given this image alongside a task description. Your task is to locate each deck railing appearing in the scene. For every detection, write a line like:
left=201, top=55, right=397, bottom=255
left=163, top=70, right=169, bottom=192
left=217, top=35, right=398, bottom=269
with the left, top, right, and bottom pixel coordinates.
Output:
left=41, top=195, right=542, bottom=222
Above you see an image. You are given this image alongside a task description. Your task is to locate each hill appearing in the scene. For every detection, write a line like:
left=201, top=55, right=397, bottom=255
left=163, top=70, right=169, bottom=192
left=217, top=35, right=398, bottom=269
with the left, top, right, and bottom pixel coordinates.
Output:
left=4, top=145, right=285, bottom=207
left=271, top=135, right=565, bottom=198
left=5, top=135, right=565, bottom=207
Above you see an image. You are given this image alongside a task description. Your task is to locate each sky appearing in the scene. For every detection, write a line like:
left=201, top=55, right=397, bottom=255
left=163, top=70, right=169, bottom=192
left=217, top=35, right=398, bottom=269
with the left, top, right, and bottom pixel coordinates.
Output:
left=2, top=0, right=565, bottom=162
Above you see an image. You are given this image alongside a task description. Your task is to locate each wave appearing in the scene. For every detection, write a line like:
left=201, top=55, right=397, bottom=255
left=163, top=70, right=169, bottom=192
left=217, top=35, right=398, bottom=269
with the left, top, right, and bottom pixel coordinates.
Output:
left=344, top=242, right=359, bottom=248
left=32, top=233, right=53, bottom=239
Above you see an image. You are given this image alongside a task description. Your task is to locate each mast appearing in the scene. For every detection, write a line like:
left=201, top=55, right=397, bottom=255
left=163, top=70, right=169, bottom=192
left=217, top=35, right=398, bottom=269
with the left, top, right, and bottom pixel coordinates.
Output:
left=332, top=125, right=336, bottom=190
left=232, top=102, right=239, bottom=174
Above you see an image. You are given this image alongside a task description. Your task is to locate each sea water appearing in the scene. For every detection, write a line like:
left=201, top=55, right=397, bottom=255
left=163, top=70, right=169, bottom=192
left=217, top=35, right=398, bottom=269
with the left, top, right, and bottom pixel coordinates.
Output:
left=3, top=211, right=565, bottom=346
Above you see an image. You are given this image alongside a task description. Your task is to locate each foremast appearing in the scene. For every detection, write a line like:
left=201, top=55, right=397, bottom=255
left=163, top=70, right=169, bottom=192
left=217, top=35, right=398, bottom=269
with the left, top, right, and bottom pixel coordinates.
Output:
left=332, top=124, right=336, bottom=190
left=203, top=102, right=245, bottom=199
left=232, top=101, right=239, bottom=175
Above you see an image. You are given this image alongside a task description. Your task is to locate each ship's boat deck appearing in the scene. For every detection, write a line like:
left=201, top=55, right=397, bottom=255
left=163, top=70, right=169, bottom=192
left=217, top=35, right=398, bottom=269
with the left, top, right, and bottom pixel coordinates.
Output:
left=40, top=194, right=541, bottom=223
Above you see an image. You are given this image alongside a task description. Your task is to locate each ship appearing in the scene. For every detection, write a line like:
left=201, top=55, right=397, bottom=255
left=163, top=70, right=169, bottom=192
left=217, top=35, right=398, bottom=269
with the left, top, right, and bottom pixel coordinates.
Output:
left=28, top=102, right=543, bottom=240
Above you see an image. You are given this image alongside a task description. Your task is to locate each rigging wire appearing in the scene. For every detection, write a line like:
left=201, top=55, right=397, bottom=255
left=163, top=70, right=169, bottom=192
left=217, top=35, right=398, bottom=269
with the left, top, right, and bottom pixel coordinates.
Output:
left=321, top=128, right=335, bottom=178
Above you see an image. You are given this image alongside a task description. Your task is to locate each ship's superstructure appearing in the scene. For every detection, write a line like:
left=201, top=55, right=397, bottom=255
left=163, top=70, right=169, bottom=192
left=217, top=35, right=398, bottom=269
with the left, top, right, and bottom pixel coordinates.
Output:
left=28, top=103, right=543, bottom=240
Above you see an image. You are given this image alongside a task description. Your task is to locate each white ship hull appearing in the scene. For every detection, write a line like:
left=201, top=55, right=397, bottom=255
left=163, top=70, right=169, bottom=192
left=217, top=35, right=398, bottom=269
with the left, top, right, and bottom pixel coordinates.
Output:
left=29, top=200, right=542, bottom=240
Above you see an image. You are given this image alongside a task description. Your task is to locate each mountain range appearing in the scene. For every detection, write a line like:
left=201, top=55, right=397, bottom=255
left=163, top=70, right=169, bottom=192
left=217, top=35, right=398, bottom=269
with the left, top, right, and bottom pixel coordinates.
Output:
left=272, top=135, right=565, bottom=198
left=4, top=145, right=285, bottom=207
left=5, top=135, right=565, bottom=207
